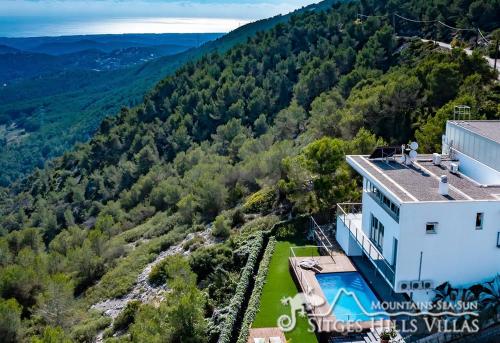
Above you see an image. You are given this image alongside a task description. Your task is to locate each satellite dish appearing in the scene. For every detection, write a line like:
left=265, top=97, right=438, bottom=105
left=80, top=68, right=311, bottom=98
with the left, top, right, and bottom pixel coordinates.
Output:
left=410, top=141, right=419, bottom=151
left=409, top=150, right=418, bottom=159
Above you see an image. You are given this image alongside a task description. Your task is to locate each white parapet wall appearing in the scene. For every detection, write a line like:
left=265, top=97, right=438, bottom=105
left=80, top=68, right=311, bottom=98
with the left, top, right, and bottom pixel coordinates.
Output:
left=335, top=216, right=362, bottom=256
left=453, top=149, right=500, bottom=185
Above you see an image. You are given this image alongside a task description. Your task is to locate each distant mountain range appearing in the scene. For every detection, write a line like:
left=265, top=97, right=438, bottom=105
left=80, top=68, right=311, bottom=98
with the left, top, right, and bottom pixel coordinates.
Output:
left=0, top=34, right=222, bottom=83
left=0, top=33, right=221, bottom=55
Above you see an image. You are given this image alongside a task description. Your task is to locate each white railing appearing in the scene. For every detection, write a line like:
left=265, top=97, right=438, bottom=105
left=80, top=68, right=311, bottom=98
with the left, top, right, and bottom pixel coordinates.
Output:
left=337, top=203, right=396, bottom=287
left=289, top=246, right=318, bottom=299
left=310, top=216, right=338, bottom=263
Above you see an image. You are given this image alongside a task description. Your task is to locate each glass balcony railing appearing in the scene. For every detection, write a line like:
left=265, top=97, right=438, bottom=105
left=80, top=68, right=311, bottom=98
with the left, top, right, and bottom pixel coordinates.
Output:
left=337, top=203, right=396, bottom=287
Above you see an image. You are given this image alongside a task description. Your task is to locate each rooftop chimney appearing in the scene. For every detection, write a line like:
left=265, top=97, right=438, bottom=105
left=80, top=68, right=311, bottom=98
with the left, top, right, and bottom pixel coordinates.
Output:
left=439, top=175, right=449, bottom=196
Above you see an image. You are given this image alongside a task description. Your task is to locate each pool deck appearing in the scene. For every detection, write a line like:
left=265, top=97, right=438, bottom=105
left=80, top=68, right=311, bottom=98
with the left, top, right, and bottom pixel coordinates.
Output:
left=289, top=255, right=392, bottom=333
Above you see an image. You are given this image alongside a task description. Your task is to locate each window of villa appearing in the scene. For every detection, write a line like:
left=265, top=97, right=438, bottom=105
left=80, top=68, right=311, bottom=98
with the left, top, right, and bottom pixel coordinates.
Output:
left=365, top=180, right=400, bottom=221
left=497, top=232, right=500, bottom=248
left=370, top=214, right=384, bottom=251
left=426, top=222, right=437, bottom=234
left=476, top=213, right=484, bottom=230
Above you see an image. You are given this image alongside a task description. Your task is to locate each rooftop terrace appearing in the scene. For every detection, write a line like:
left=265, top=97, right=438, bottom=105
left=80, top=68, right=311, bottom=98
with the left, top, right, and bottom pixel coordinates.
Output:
left=347, top=155, right=500, bottom=202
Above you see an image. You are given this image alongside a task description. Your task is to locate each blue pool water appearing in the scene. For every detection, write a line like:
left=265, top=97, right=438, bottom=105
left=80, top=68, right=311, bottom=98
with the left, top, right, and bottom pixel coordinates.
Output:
left=315, top=272, right=387, bottom=322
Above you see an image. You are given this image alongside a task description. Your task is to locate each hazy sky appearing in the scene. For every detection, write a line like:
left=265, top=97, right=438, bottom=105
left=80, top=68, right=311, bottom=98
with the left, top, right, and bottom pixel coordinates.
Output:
left=0, top=0, right=320, bottom=37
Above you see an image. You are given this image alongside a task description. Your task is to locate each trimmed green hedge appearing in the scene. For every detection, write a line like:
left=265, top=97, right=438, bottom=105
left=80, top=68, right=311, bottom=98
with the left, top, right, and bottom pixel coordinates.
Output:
left=217, top=232, right=265, bottom=343
left=236, top=237, right=277, bottom=343
left=217, top=215, right=309, bottom=343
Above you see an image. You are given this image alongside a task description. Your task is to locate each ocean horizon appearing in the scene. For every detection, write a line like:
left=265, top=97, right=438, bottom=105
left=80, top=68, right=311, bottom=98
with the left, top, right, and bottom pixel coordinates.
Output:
left=0, top=16, right=248, bottom=38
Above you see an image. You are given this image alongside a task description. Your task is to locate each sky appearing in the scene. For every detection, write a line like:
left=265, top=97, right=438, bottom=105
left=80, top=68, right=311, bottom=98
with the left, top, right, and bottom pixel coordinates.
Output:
left=0, top=0, right=320, bottom=37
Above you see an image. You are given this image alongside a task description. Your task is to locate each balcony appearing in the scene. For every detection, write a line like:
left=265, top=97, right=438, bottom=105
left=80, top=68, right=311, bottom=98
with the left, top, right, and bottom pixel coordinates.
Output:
left=336, top=203, right=396, bottom=287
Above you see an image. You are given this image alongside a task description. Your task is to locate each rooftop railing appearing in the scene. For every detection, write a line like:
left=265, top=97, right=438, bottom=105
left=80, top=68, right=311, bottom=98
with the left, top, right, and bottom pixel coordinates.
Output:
left=337, top=203, right=396, bottom=287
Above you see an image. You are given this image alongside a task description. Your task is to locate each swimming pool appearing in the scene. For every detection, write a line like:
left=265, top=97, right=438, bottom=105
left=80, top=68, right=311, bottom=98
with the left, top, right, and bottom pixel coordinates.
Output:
left=315, top=272, right=387, bottom=322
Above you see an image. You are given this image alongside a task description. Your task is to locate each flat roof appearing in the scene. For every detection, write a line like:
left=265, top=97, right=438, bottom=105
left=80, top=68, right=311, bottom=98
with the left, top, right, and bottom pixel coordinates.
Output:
left=448, top=120, right=500, bottom=144
left=347, top=155, right=500, bottom=202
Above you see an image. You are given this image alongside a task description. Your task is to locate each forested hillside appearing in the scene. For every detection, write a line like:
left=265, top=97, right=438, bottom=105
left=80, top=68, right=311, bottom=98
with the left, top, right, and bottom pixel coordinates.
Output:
left=0, top=0, right=499, bottom=342
left=0, top=0, right=337, bottom=186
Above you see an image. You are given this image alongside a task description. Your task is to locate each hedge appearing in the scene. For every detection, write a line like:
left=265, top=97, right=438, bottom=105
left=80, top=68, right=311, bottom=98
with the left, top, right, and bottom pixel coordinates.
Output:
left=217, top=215, right=309, bottom=343
left=236, top=236, right=277, bottom=343
left=217, top=232, right=265, bottom=343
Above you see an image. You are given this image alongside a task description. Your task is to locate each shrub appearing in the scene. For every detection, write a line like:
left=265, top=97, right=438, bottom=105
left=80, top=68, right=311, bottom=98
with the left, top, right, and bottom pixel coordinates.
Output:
left=239, top=215, right=279, bottom=236
left=182, top=236, right=205, bottom=251
left=0, top=298, right=22, bottom=343
left=242, top=187, right=276, bottom=213
left=236, top=237, right=276, bottom=343
left=275, top=224, right=296, bottom=240
left=71, top=316, right=111, bottom=343
left=148, top=255, right=176, bottom=287
left=32, top=326, right=72, bottom=343
left=189, top=244, right=233, bottom=283
left=231, top=208, right=245, bottom=227
left=213, top=214, right=231, bottom=238
left=113, top=300, right=141, bottom=332
left=217, top=233, right=265, bottom=343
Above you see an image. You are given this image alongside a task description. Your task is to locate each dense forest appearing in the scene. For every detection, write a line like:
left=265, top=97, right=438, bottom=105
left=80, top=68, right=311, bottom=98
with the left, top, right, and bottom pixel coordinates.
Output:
left=0, top=0, right=336, bottom=187
left=0, top=0, right=499, bottom=342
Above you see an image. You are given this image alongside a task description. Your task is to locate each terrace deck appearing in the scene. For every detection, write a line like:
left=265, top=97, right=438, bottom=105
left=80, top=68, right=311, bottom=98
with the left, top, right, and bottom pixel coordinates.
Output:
left=289, top=255, right=391, bottom=333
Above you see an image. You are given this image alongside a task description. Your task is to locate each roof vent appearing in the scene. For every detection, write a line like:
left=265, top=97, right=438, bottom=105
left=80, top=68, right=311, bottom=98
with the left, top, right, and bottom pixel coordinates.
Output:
left=439, top=175, right=449, bottom=196
left=432, top=153, right=442, bottom=166
left=450, top=162, right=459, bottom=174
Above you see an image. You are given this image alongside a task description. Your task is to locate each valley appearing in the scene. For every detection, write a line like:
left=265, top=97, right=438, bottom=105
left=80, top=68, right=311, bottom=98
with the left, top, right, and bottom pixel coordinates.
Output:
left=0, top=0, right=336, bottom=186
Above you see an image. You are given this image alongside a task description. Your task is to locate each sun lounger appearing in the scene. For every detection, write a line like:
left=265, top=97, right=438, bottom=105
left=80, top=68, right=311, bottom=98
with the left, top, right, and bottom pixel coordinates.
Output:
left=253, top=338, right=265, bottom=343
left=269, top=337, right=283, bottom=343
left=298, top=259, right=316, bottom=268
left=298, top=259, right=321, bottom=272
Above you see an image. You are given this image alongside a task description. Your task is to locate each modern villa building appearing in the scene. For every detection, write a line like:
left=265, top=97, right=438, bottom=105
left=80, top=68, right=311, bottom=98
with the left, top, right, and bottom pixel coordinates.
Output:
left=336, top=120, right=500, bottom=302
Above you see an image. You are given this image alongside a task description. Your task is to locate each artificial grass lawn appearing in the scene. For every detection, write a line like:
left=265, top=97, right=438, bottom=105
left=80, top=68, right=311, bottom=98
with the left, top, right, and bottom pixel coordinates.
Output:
left=253, top=239, right=320, bottom=343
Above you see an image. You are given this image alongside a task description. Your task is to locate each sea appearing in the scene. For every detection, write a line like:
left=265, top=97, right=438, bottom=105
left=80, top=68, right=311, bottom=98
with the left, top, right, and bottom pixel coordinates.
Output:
left=0, top=17, right=247, bottom=38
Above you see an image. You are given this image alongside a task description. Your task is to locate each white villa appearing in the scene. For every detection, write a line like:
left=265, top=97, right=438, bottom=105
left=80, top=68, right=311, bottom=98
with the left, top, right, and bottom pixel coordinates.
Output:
left=336, top=120, right=500, bottom=302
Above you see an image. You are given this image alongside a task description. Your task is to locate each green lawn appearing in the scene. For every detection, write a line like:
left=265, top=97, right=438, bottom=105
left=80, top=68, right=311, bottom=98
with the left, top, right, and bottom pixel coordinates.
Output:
left=253, top=239, right=320, bottom=343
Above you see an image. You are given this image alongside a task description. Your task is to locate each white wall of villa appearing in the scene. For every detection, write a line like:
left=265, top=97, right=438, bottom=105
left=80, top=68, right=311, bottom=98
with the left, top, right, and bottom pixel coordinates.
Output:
left=337, top=120, right=500, bottom=302
left=444, top=121, right=500, bottom=172
left=337, top=178, right=500, bottom=302
left=449, top=149, right=500, bottom=185
left=335, top=218, right=362, bottom=256
left=397, top=200, right=500, bottom=297
left=443, top=121, right=500, bottom=184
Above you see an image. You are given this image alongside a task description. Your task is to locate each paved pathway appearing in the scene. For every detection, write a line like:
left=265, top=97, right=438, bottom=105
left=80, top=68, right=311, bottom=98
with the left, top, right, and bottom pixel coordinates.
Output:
left=420, top=38, right=498, bottom=77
